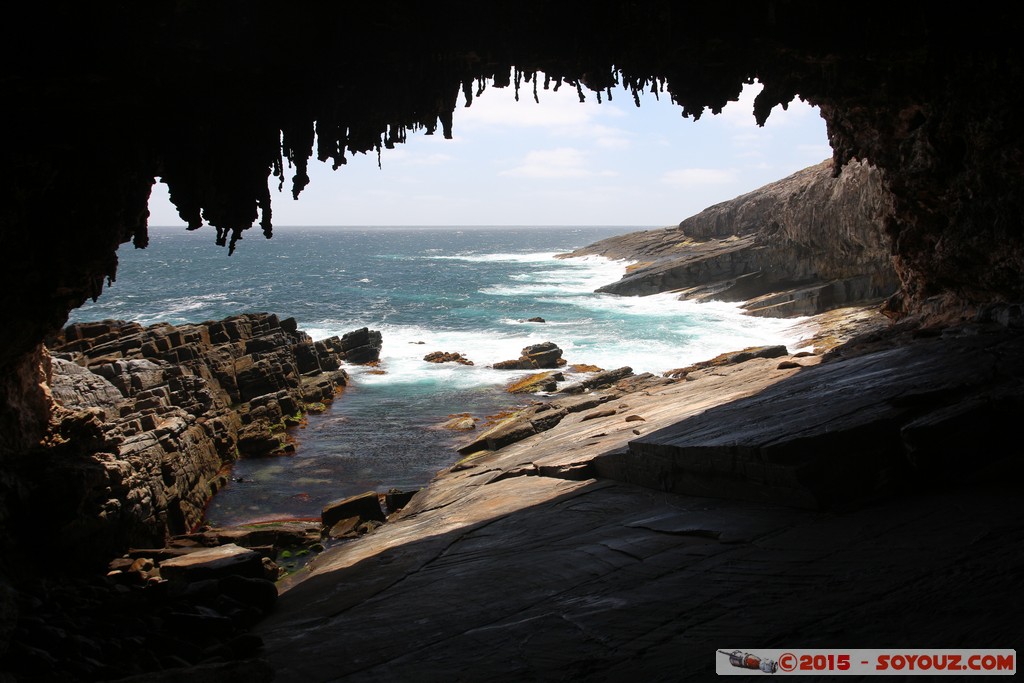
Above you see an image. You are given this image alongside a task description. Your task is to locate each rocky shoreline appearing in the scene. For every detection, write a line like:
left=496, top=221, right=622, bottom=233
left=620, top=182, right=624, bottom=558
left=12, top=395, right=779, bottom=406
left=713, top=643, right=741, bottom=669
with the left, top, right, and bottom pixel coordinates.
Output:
left=0, top=314, right=426, bottom=680
left=255, top=307, right=1024, bottom=680
left=5, top=300, right=1023, bottom=680
left=28, top=314, right=387, bottom=568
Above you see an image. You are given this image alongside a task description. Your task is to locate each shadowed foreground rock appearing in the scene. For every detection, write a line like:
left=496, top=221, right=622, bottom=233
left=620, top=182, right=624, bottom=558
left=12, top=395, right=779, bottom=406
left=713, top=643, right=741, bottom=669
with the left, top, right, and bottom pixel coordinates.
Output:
left=256, top=314, right=1024, bottom=680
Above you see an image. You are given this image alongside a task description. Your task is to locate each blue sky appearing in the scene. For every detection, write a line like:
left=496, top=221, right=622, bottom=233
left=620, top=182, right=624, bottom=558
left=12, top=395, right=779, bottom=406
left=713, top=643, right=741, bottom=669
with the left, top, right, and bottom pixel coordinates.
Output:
left=148, top=79, right=830, bottom=227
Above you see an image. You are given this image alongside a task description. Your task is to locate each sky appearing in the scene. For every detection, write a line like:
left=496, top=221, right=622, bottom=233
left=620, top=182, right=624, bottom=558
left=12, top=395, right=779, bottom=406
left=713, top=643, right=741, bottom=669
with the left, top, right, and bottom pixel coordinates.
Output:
left=147, top=78, right=831, bottom=228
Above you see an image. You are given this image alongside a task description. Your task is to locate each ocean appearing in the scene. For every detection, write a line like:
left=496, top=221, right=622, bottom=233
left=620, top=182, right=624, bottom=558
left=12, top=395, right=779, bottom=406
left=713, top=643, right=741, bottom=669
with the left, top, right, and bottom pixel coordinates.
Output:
left=70, top=226, right=805, bottom=525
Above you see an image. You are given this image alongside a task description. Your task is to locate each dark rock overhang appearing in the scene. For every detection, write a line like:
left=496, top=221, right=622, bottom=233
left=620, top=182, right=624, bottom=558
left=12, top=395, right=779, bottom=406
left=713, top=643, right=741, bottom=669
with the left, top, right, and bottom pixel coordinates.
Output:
left=2, top=2, right=1023, bottom=372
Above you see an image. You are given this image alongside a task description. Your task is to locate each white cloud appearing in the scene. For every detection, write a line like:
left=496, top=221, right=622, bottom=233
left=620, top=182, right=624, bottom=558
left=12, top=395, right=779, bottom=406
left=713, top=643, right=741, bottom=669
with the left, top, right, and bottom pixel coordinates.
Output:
left=456, top=77, right=634, bottom=150
left=797, top=143, right=833, bottom=160
left=379, top=148, right=454, bottom=167
left=661, top=168, right=737, bottom=186
left=500, top=147, right=617, bottom=179
left=458, top=87, right=594, bottom=128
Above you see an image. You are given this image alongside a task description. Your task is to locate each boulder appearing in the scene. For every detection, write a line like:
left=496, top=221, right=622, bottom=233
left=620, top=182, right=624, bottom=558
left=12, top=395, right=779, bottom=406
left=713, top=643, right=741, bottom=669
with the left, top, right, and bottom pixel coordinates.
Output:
left=327, top=516, right=362, bottom=539
left=384, top=489, right=419, bottom=514
left=321, top=491, right=386, bottom=529
left=423, top=351, right=473, bottom=365
left=49, top=358, right=125, bottom=413
left=440, top=414, right=477, bottom=430
left=457, top=415, right=540, bottom=455
left=493, top=342, right=565, bottom=370
left=492, top=358, right=535, bottom=370
left=158, top=544, right=266, bottom=582
left=338, top=327, right=383, bottom=364
left=560, top=367, right=634, bottom=394
left=506, top=371, right=564, bottom=394
left=522, top=342, right=564, bottom=368
left=663, top=346, right=788, bottom=379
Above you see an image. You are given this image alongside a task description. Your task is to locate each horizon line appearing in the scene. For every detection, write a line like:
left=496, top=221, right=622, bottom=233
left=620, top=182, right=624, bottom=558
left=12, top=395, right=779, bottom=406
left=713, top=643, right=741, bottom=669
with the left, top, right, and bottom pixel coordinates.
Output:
left=147, top=223, right=665, bottom=229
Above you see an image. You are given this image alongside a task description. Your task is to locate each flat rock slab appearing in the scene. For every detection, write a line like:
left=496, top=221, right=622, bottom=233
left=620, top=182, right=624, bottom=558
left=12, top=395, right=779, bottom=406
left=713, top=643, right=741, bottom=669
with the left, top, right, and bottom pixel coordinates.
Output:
left=620, top=327, right=1024, bottom=507
left=159, top=543, right=265, bottom=581
left=258, top=474, right=1024, bottom=681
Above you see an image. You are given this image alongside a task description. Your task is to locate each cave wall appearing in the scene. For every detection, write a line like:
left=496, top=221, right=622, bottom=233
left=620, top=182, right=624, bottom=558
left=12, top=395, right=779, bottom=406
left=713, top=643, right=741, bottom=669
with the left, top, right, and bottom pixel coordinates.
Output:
left=2, top=2, right=1023, bottom=562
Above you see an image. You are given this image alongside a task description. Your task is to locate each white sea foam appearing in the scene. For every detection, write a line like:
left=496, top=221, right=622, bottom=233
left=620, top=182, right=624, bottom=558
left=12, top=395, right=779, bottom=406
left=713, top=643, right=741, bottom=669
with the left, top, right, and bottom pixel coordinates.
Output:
left=302, top=248, right=809, bottom=387
left=480, top=255, right=632, bottom=297
left=428, top=251, right=568, bottom=264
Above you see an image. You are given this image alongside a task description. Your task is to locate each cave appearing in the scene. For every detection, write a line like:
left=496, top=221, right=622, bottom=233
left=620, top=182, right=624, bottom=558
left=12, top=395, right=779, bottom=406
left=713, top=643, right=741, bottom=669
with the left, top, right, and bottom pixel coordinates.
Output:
left=2, top=2, right=1023, bottom=679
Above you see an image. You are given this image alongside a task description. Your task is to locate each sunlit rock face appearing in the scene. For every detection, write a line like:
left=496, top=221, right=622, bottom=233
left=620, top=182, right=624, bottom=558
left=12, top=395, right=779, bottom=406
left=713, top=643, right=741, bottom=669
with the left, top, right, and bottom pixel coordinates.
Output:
left=1, top=3, right=1022, bottom=561
left=568, top=160, right=899, bottom=316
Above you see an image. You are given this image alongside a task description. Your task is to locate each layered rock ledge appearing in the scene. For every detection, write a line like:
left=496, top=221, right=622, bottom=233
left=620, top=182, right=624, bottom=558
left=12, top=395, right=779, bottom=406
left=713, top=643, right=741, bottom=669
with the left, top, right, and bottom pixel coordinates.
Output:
left=256, top=309, right=1024, bottom=680
left=565, top=159, right=899, bottom=317
left=23, top=313, right=362, bottom=568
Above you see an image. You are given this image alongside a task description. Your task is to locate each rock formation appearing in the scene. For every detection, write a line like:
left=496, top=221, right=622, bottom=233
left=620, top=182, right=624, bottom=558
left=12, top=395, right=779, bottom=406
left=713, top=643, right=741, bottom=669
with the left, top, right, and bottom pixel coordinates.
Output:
left=567, top=159, right=898, bottom=316
left=335, top=327, right=383, bottom=364
left=493, top=342, right=565, bottom=370
left=505, top=371, right=563, bottom=394
left=423, top=351, right=474, bottom=366
left=16, top=314, right=359, bottom=569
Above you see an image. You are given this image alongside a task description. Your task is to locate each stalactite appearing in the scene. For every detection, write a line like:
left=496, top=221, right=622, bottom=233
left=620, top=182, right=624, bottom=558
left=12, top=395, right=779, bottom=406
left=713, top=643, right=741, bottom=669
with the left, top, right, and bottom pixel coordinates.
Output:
left=576, top=82, right=585, bottom=103
left=439, top=108, right=454, bottom=139
left=631, top=80, right=642, bottom=107
left=228, top=226, right=244, bottom=255
left=462, top=79, right=474, bottom=107
left=514, top=68, right=521, bottom=102
left=273, top=149, right=285, bottom=192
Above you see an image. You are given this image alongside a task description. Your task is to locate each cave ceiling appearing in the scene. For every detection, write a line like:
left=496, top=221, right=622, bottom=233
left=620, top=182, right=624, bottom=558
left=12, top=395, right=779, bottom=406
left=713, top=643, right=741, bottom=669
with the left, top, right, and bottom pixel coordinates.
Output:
left=1, top=1, right=1022, bottom=369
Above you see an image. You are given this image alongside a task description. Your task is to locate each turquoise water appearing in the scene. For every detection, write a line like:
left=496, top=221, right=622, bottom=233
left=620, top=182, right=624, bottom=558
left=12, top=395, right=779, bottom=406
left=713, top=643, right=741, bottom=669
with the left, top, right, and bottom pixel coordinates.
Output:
left=71, top=226, right=803, bottom=524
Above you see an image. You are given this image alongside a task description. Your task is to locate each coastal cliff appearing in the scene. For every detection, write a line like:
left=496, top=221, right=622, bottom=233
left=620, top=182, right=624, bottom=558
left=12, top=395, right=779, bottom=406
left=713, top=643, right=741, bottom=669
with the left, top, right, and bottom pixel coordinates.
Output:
left=566, top=159, right=898, bottom=316
left=9, top=314, right=370, bottom=570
